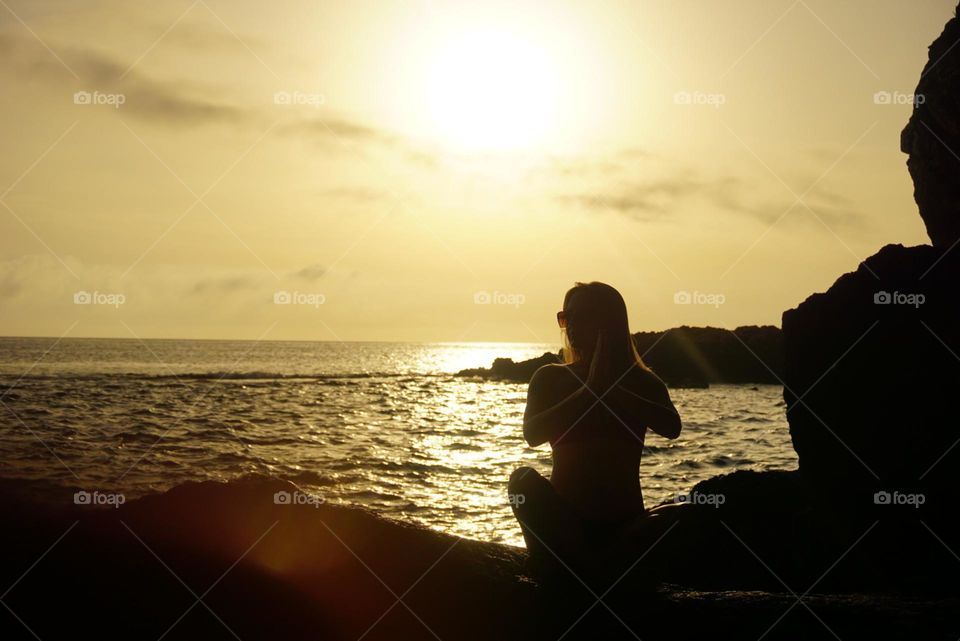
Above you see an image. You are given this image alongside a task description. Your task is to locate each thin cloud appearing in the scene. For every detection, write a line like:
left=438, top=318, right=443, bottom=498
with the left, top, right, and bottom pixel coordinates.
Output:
left=558, top=162, right=864, bottom=228
left=280, top=117, right=437, bottom=166
left=559, top=176, right=707, bottom=220
left=158, top=19, right=270, bottom=51
left=281, top=117, right=396, bottom=146
left=1, top=32, right=248, bottom=125
left=317, top=187, right=392, bottom=202
left=293, top=264, right=326, bottom=281
left=0, top=32, right=410, bottom=146
left=191, top=274, right=260, bottom=294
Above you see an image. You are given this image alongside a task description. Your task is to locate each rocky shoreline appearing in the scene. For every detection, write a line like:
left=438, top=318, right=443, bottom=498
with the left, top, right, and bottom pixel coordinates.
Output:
left=1, top=475, right=956, bottom=641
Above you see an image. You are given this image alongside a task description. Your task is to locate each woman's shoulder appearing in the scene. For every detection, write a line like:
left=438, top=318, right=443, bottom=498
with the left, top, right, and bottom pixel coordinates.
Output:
left=529, top=363, right=584, bottom=389
left=532, top=362, right=579, bottom=377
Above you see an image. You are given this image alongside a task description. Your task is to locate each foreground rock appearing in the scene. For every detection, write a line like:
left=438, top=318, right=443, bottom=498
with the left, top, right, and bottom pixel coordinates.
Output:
left=782, top=4, right=960, bottom=582
left=1, top=476, right=956, bottom=641
left=782, top=244, right=960, bottom=586
left=0, top=477, right=534, bottom=641
left=902, top=4, right=960, bottom=248
left=784, top=244, right=960, bottom=494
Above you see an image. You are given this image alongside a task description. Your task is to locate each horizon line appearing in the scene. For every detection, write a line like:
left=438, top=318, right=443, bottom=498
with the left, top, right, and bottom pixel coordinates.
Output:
left=0, top=324, right=784, bottom=344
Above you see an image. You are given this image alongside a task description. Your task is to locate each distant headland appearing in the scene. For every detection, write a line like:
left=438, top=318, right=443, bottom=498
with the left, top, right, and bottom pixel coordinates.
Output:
left=456, top=325, right=783, bottom=388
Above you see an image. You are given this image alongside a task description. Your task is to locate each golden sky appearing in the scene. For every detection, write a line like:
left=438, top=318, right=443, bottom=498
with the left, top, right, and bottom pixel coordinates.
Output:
left=0, top=0, right=953, bottom=342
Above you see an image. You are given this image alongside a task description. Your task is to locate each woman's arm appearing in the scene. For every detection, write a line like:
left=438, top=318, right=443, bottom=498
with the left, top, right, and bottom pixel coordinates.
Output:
left=522, top=365, right=595, bottom=447
left=604, top=372, right=682, bottom=440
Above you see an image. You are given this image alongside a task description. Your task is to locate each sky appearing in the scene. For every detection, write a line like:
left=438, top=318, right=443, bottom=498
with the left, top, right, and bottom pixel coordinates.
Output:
left=0, top=0, right=955, bottom=343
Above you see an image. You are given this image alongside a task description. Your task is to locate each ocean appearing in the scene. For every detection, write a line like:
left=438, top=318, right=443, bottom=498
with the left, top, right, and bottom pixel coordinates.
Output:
left=0, top=337, right=796, bottom=547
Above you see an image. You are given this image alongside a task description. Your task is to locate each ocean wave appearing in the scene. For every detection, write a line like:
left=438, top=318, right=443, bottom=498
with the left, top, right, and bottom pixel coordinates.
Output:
left=342, top=489, right=404, bottom=502
left=284, top=469, right=340, bottom=486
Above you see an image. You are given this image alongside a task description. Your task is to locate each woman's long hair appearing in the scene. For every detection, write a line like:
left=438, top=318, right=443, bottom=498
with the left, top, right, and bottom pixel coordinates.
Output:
left=560, top=281, right=651, bottom=372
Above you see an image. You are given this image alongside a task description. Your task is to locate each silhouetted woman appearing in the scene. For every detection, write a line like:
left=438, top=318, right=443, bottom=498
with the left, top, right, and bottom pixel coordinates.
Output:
left=508, top=281, right=682, bottom=578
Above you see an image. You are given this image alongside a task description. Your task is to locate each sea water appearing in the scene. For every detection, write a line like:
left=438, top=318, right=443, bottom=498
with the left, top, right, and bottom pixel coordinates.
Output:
left=0, top=337, right=796, bottom=546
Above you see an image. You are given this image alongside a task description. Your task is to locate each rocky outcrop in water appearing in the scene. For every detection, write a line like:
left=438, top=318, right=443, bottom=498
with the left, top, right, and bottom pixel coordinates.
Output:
left=456, top=351, right=561, bottom=382
left=457, top=326, right=783, bottom=388
left=633, top=326, right=782, bottom=387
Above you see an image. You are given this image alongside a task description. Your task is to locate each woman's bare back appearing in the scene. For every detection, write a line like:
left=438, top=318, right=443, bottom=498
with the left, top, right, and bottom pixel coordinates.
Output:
left=535, top=363, right=649, bottom=522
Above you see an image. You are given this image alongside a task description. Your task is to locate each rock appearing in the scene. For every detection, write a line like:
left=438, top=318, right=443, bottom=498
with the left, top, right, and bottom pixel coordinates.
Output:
left=458, top=326, right=784, bottom=389
left=456, top=351, right=561, bottom=382
left=0, top=477, right=536, bottom=641
left=1, top=476, right=957, bottom=640
left=901, top=4, right=960, bottom=248
left=633, top=326, right=782, bottom=387
left=775, top=5, right=960, bottom=588
left=782, top=244, right=960, bottom=586
left=651, top=470, right=809, bottom=591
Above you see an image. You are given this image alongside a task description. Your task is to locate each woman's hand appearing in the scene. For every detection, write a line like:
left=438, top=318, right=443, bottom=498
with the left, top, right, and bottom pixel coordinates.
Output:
left=585, top=331, right=612, bottom=396
left=604, top=371, right=683, bottom=440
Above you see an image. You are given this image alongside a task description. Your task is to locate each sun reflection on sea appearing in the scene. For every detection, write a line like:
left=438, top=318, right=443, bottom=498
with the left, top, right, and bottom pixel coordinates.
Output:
left=416, top=342, right=557, bottom=376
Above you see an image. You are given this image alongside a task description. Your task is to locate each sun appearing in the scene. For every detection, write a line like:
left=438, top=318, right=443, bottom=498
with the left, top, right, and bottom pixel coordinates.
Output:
left=424, top=29, right=560, bottom=154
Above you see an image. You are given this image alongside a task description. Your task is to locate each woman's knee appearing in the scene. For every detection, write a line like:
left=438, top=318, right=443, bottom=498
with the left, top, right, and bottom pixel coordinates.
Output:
left=508, top=466, right=540, bottom=495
